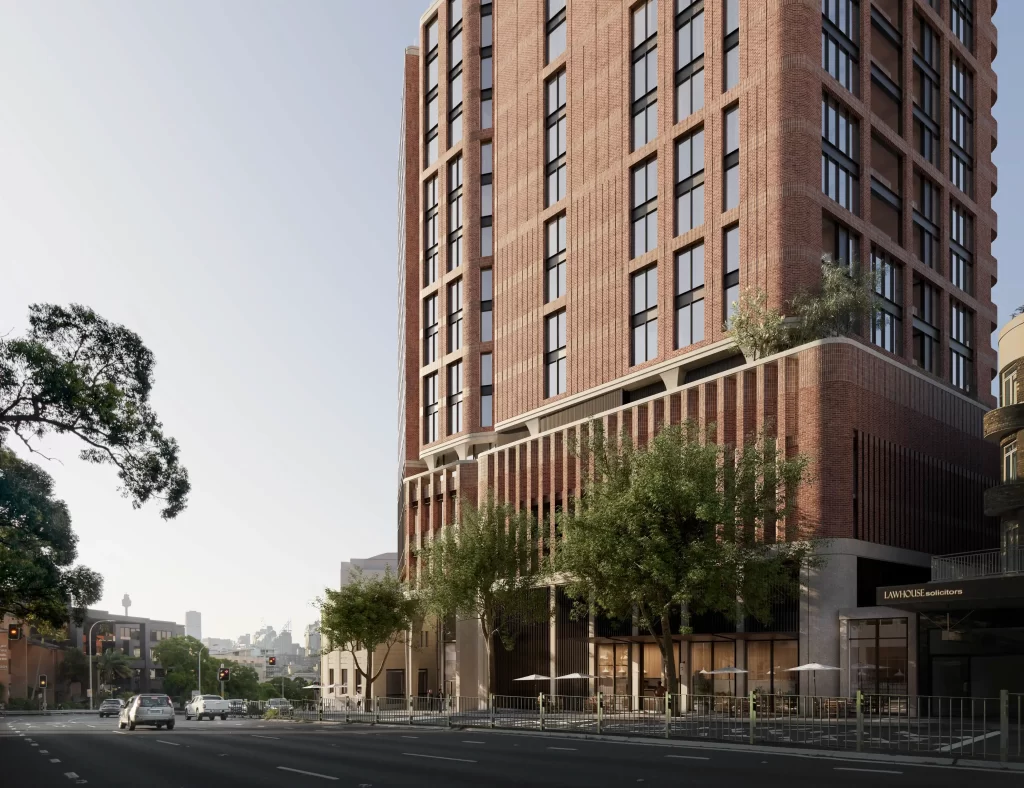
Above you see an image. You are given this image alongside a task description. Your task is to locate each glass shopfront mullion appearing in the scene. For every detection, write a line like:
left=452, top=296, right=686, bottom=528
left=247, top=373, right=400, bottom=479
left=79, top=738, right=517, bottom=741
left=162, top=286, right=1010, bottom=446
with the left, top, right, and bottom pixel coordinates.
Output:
left=597, top=643, right=632, bottom=698
left=849, top=618, right=907, bottom=695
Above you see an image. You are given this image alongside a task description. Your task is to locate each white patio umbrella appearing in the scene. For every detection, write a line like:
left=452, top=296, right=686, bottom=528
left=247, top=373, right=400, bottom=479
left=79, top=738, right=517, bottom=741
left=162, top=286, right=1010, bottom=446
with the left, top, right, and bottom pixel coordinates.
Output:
left=785, top=663, right=839, bottom=696
left=701, top=667, right=748, bottom=675
left=553, top=673, right=596, bottom=680
left=513, top=674, right=550, bottom=681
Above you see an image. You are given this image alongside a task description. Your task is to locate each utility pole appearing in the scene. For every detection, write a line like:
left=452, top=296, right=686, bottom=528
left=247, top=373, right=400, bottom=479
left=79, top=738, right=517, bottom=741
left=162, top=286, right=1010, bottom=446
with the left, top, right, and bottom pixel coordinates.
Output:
left=87, top=619, right=114, bottom=711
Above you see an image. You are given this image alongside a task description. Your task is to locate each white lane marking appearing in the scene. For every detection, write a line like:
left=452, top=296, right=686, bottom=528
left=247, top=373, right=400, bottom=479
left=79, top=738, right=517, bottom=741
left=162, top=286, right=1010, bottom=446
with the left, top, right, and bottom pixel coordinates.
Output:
left=834, top=767, right=903, bottom=775
left=218, top=754, right=228, bottom=757
left=39, top=749, right=49, bottom=754
left=401, top=735, right=419, bottom=739
left=547, top=746, right=577, bottom=751
left=86, top=725, right=96, bottom=729
left=252, top=734, right=280, bottom=740
left=462, top=740, right=486, bottom=744
left=30, top=743, right=38, bottom=747
left=936, top=730, right=1001, bottom=752
left=402, top=753, right=477, bottom=764
left=665, top=755, right=710, bottom=760
left=50, top=758, right=61, bottom=763
left=157, top=739, right=180, bottom=747
left=276, top=766, right=339, bottom=781
left=64, top=773, right=79, bottom=780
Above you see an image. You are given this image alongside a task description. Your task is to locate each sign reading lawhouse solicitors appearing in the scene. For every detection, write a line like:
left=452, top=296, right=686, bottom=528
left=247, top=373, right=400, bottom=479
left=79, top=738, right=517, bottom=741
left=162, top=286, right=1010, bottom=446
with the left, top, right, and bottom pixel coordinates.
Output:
left=882, top=586, right=965, bottom=601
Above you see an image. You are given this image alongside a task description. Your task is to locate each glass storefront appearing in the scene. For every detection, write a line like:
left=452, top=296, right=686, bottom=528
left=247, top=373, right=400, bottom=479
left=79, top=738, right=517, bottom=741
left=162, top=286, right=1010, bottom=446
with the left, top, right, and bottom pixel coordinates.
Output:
left=849, top=618, right=908, bottom=695
left=596, top=644, right=631, bottom=697
left=690, top=641, right=736, bottom=696
left=641, top=643, right=681, bottom=695
left=746, top=640, right=798, bottom=696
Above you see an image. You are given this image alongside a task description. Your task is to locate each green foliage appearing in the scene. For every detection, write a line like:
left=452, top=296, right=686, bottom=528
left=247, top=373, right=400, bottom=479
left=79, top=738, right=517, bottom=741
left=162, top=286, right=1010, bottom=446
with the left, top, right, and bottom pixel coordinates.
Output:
left=417, top=496, right=550, bottom=694
left=724, top=290, right=787, bottom=361
left=263, top=707, right=280, bottom=720
left=725, top=257, right=880, bottom=360
left=0, top=303, right=189, bottom=519
left=222, top=664, right=260, bottom=700
left=0, top=447, right=102, bottom=627
left=96, top=649, right=133, bottom=689
left=58, top=646, right=89, bottom=687
left=153, top=635, right=227, bottom=699
left=257, top=677, right=308, bottom=701
left=556, top=422, right=813, bottom=698
left=317, top=569, right=418, bottom=696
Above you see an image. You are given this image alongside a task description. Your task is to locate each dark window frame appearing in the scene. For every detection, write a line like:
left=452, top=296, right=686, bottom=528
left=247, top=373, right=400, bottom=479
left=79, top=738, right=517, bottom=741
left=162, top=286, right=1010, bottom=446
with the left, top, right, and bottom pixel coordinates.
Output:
left=546, top=0, right=567, bottom=64
left=425, top=176, right=439, bottom=285
left=481, top=2, right=493, bottom=130
left=448, top=156, right=464, bottom=272
left=871, top=246, right=904, bottom=356
left=480, top=351, right=493, bottom=428
left=631, top=265, right=659, bottom=365
left=870, top=135, right=903, bottom=245
left=632, top=156, right=659, bottom=258
left=545, top=213, right=567, bottom=302
left=724, top=0, right=739, bottom=91
left=950, top=57, right=974, bottom=198
left=675, top=126, right=705, bottom=234
left=821, top=92, right=860, bottom=214
left=545, top=69, right=568, bottom=207
left=447, top=277, right=464, bottom=353
left=950, top=200, right=973, bottom=296
left=675, top=241, right=706, bottom=349
left=425, top=294, right=439, bottom=366
left=447, top=361, right=464, bottom=435
left=632, top=0, right=659, bottom=150
left=424, top=372, right=439, bottom=443
left=912, top=276, right=939, bottom=374
left=723, top=223, right=740, bottom=320
left=950, top=0, right=973, bottom=53
left=545, top=309, right=567, bottom=397
left=425, top=17, right=440, bottom=165
left=480, top=268, right=493, bottom=342
left=870, top=8, right=903, bottom=135
left=674, top=1, right=705, bottom=122
left=912, top=169, right=940, bottom=270
left=822, top=0, right=860, bottom=96
left=724, top=104, right=739, bottom=210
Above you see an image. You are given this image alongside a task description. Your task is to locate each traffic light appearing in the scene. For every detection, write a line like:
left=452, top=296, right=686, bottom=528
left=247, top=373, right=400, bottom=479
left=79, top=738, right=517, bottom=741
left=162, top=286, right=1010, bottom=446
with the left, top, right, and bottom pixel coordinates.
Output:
left=218, top=668, right=230, bottom=682
left=267, top=656, right=276, bottom=666
left=39, top=675, right=47, bottom=689
left=7, top=624, right=20, bottom=640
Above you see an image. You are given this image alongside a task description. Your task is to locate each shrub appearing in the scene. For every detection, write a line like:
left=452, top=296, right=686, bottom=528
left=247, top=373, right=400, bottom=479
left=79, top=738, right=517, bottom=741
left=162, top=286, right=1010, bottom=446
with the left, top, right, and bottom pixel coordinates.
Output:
left=263, top=708, right=280, bottom=720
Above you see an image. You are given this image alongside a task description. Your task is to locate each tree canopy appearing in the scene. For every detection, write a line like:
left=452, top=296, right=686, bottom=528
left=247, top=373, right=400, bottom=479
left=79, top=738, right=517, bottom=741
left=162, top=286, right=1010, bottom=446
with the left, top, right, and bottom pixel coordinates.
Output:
left=317, top=568, right=418, bottom=697
left=0, top=447, right=101, bottom=627
left=417, top=496, right=550, bottom=695
left=0, top=303, right=189, bottom=519
left=556, top=423, right=813, bottom=701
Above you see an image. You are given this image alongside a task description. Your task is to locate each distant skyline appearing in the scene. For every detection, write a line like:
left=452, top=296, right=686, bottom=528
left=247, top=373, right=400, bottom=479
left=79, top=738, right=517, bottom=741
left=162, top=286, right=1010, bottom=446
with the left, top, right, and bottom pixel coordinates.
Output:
left=0, top=1, right=426, bottom=640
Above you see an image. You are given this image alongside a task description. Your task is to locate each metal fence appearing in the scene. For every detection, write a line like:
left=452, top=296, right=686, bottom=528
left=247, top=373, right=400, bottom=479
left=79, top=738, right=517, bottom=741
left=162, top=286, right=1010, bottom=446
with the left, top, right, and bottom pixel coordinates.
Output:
left=267, top=690, right=1023, bottom=763
left=931, top=547, right=1024, bottom=581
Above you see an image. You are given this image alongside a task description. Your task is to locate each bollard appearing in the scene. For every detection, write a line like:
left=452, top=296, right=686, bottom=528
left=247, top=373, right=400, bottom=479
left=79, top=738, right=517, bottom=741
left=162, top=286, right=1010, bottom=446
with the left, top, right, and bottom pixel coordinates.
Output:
left=1000, top=689, right=1009, bottom=763
left=446, top=695, right=452, bottom=728
left=749, top=692, right=756, bottom=745
left=489, top=694, right=495, bottom=729
left=374, top=696, right=380, bottom=725
left=409, top=694, right=414, bottom=726
left=539, top=693, right=546, bottom=732
left=596, top=692, right=603, bottom=736
left=345, top=699, right=350, bottom=725
left=665, top=694, right=671, bottom=739
left=856, top=691, right=864, bottom=753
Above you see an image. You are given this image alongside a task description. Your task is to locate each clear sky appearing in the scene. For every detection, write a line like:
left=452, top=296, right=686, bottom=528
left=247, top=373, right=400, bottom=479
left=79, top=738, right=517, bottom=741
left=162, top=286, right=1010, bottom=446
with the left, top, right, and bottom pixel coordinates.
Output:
left=1, top=2, right=1022, bottom=643
left=0, top=0, right=425, bottom=642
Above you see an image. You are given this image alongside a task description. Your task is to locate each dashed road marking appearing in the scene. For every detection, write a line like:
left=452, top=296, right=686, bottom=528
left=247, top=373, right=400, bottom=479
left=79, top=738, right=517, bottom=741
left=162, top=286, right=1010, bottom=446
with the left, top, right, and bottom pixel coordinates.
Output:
left=402, top=753, right=477, bottom=764
left=50, top=758, right=61, bottom=763
left=157, top=739, right=180, bottom=747
left=276, top=766, right=339, bottom=781
left=401, top=735, right=419, bottom=739
left=547, top=747, right=577, bottom=751
left=665, top=755, right=710, bottom=761
left=252, top=734, right=280, bottom=740
left=834, top=768, right=903, bottom=775
left=64, top=773, right=79, bottom=780
left=462, top=740, right=486, bottom=744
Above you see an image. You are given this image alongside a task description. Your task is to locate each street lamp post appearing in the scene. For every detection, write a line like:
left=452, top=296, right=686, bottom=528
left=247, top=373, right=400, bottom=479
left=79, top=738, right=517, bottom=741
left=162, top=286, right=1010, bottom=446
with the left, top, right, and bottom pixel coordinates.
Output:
left=197, top=643, right=207, bottom=697
left=88, top=619, right=115, bottom=711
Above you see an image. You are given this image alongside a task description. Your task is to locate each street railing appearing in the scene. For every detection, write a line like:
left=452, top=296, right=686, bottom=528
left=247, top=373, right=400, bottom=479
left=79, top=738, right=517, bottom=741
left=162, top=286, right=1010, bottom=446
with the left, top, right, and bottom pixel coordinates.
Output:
left=931, top=547, right=1024, bottom=581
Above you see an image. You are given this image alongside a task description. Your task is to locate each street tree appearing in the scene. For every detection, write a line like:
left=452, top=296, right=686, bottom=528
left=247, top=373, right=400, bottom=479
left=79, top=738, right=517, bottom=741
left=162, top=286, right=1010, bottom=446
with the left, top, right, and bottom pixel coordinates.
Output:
left=317, top=568, right=418, bottom=700
left=556, top=423, right=813, bottom=703
left=417, top=496, right=550, bottom=695
left=0, top=303, right=190, bottom=518
left=0, top=447, right=102, bottom=628
left=96, top=649, right=133, bottom=695
left=221, top=664, right=259, bottom=700
left=152, top=635, right=224, bottom=699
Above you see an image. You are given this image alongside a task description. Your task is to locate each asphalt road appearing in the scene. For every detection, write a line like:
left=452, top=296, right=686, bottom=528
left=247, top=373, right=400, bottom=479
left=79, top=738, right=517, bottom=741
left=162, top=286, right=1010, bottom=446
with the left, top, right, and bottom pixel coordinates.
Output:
left=1, top=714, right=1019, bottom=787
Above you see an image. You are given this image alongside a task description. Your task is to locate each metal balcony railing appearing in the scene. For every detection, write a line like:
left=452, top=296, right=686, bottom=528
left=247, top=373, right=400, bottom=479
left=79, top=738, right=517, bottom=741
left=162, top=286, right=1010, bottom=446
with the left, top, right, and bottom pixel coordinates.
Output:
left=931, top=547, right=1024, bottom=581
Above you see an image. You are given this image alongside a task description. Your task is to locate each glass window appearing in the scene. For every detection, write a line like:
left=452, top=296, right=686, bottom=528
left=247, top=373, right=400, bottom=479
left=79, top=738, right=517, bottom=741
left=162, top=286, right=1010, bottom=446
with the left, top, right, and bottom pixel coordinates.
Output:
left=632, top=158, right=658, bottom=258
left=675, top=242, right=705, bottom=349
left=546, top=70, right=568, bottom=207
left=849, top=618, right=908, bottom=696
left=1003, top=368, right=1018, bottom=407
left=822, top=0, right=860, bottom=96
left=481, top=352, right=493, bottom=428
left=871, top=246, right=903, bottom=356
left=1004, top=441, right=1017, bottom=483
left=675, top=127, right=705, bottom=234
left=424, top=295, right=439, bottom=365
left=675, top=3, right=704, bottom=122
left=481, top=269, right=493, bottom=342
left=632, top=0, right=658, bottom=150
left=447, top=361, right=463, bottom=434
left=448, top=279, right=463, bottom=352
left=546, top=214, right=567, bottom=302
left=724, top=224, right=740, bottom=319
left=821, top=93, right=859, bottom=214
left=724, top=105, right=739, bottom=210
left=545, top=310, right=567, bottom=396
left=547, top=0, right=567, bottom=62
left=631, top=266, right=659, bottom=365
left=424, top=373, right=439, bottom=443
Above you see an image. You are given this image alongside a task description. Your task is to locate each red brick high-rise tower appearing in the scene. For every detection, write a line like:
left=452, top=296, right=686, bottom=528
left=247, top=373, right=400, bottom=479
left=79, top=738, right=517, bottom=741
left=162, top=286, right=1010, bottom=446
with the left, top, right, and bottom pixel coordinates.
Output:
left=396, top=0, right=999, bottom=700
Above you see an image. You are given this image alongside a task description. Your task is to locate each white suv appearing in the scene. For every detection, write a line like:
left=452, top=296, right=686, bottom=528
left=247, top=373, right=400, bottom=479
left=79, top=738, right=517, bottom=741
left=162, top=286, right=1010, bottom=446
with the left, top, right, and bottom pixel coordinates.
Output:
left=186, top=694, right=230, bottom=721
left=119, top=695, right=175, bottom=731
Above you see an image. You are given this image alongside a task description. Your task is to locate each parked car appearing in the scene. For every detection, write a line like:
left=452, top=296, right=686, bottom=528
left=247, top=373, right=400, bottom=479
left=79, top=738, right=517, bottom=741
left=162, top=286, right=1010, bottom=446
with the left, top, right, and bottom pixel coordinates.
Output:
left=266, top=697, right=292, bottom=716
left=227, top=699, right=247, bottom=717
left=185, top=694, right=230, bottom=721
left=118, top=695, right=175, bottom=731
left=98, top=698, right=123, bottom=718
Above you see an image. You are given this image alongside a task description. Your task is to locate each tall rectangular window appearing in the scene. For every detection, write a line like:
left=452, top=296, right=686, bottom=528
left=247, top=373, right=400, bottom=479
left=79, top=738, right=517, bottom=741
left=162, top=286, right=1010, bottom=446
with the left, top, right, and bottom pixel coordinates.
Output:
left=870, top=2, right=903, bottom=135
left=480, top=2, right=493, bottom=130
left=546, top=214, right=567, bottom=302
left=912, top=276, right=938, bottom=373
left=675, top=0, right=705, bottom=122
left=481, top=142, right=493, bottom=257
left=823, top=210, right=860, bottom=265
left=912, top=170, right=940, bottom=270
left=448, top=156, right=463, bottom=271
left=675, top=242, right=705, bottom=348
left=447, top=361, right=463, bottom=434
left=480, top=352, right=493, bottom=428
left=424, top=373, right=439, bottom=443
left=724, top=224, right=740, bottom=319
left=1004, top=441, right=1018, bottom=482
left=1004, top=368, right=1018, bottom=407
left=631, top=266, right=659, bottom=365
left=950, top=201, right=973, bottom=295
left=913, top=14, right=941, bottom=166
left=545, top=310, right=567, bottom=397
left=632, top=157, right=658, bottom=258
left=675, top=127, right=705, bottom=234
left=821, top=93, right=859, bottom=214
left=448, top=1, right=463, bottom=146
left=870, top=135, right=902, bottom=244
left=425, top=295, right=439, bottom=365
left=950, top=300, right=973, bottom=393
left=724, top=105, right=739, bottom=211
left=546, top=0, right=567, bottom=63
left=425, top=17, right=440, bottom=165
left=545, top=70, right=567, bottom=207
left=448, top=278, right=463, bottom=353
left=950, top=58, right=974, bottom=197
left=950, top=0, right=973, bottom=52
left=871, top=246, right=903, bottom=355
left=632, top=0, right=658, bottom=150
left=724, top=0, right=739, bottom=90
left=424, top=177, right=439, bottom=285
left=822, top=0, right=860, bottom=96
left=480, top=268, right=493, bottom=342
